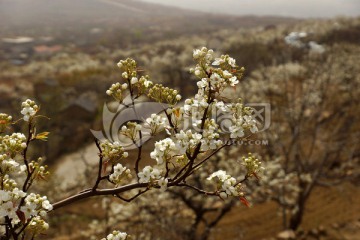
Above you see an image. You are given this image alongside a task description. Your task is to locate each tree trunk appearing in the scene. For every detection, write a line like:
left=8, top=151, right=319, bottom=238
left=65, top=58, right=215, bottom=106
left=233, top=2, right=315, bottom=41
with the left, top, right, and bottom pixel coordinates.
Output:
left=289, top=195, right=306, bottom=230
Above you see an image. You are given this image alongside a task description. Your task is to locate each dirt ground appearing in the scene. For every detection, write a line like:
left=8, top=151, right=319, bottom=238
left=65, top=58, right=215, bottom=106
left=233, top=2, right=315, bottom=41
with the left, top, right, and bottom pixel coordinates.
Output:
left=212, top=182, right=360, bottom=240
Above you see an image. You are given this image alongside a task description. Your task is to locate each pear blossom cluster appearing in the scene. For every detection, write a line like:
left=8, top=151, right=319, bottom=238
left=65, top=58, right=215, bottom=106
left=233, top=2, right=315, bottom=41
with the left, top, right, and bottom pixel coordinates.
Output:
left=100, top=140, right=128, bottom=163
left=241, top=153, right=264, bottom=176
left=132, top=75, right=154, bottom=95
left=174, top=130, right=202, bottom=154
left=212, top=54, right=238, bottom=68
left=148, top=84, right=181, bottom=105
left=0, top=188, right=26, bottom=220
left=26, top=158, right=50, bottom=180
left=27, top=216, right=50, bottom=234
left=196, top=67, right=240, bottom=90
left=199, top=119, right=223, bottom=151
left=109, top=163, right=132, bottom=186
left=0, top=132, right=27, bottom=157
left=144, top=113, right=168, bottom=135
left=1, top=174, right=17, bottom=191
left=101, top=230, right=128, bottom=240
left=0, top=113, right=12, bottom=133
left=0, top=100, right=54, bottom=238
left=207, top=170, right=243, bottom=198
left=192, top=47, right=214, bottom=61
left=187, top=47, right=258, bottom=141
left=183, top=95, right=209, bottom=124
left=191, top=47, right=244, bottom=91
left=119, top=122, right=143, bottom=142
left=150, top=138, right=177, bottom=165
left=0, top=154, right=19, bottom=173
left=107, top=58, right=154, bottom=104
left=106, top=82, right=128, bottom=102
left=117, top=58, right=137, bottom=79
left=228, top=101, right=258, bottom=138
left=0, top=189, right=52, bottom=230
left=138, top=166, right=162, bottom=183
left=22, top=193, right=53, bottom=218
left=165, top=107, right=184, bottom=130
left=21, top=99, right=39, bottom=122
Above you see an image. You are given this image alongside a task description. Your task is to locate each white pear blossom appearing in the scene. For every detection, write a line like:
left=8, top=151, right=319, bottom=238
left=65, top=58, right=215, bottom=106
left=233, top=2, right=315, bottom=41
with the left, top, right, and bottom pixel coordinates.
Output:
left=0, top=133, right=27, bottom=155
left=100, top=140, right=128, bottom=163
left=130, top=77, right=138, bottom=84
left=144, top=114, right=167, bottom=135
left=158, top=177, right=168, bottom=192
left=212, top=58, right=225, bottom=66
left=0, top=190, right=11, bottom=202
left=222, top=70, right=233, bottom=78
left=227, top=57, right=236, bottom=67
left=102, top=230, right=128, bottom=240
left=109, top=163, right=132, bottom=186
left=229, top=76, right=239, bottom=86
left=0, top=201, right=17, bottom=219
left=21, top=99, right=38, bottom=122
left=174, top=130, right=202, bottom=155
left=138, top=166, right=162, bottom=183
left=150, top=138, right=177, bottom=165
left=207, top=170, right=242, bottom=197
left=121, top=72, right=128, bottom=79
left=20, top=204, right=37, bottom=220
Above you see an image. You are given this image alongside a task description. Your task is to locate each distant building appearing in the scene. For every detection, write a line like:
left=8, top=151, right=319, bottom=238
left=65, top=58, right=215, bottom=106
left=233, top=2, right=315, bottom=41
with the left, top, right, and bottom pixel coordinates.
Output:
left=2, top=37, right=34, bottom=44
left=33, top=45, right=63, bottom=58
left=1, top=37, right=35, bottom=64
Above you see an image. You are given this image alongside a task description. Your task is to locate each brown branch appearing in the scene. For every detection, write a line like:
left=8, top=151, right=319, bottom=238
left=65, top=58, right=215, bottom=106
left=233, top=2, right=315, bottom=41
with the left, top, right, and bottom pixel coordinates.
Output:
left=52, top=182, right=148, bottom=210
left=134, top=131, right=143, bottom=178
left=93, top=138, right=104, bottom=191
left=115, top=189, right=149, bottom=202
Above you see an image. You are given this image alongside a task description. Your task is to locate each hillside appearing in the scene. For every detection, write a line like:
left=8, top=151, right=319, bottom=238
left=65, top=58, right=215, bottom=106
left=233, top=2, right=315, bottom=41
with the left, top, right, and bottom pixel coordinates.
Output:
left=0, top=0, right=298, bottom=43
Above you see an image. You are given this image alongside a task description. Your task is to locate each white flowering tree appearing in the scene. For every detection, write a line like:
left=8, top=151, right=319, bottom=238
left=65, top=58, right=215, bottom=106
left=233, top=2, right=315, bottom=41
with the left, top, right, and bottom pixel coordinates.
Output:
left=0, top=47, right=262, bottom=239
left=238, top=45, right=360, bottom=231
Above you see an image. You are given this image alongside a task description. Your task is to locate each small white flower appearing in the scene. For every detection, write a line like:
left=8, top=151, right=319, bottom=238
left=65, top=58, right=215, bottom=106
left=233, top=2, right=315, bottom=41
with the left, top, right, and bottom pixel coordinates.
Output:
left=222, top=70, right=232, bottom=78
left=227, top=57, right=236, bottom=67
left=20, top=204, right=37, bottom=220
left=197, top=79, right=207, bottom=88
left=212, top=58, right=225, bottom=66
left=121, top=72, right=128, bottom=79
left=138, top=166, right=152, bottom=183
left=0, top=190, right=11, bottom=202
left=158, top=177, right=168, bottom=192
left=131, top=77, right=138, bottom=84
left=21, top=106, right=36, bottom=117
left=42, top=200, right=53, bottom=211
left=229, top=76, right=239, bottom=86
left=122, top=83, right=128, bottom=89
left=193, top=49, right=201, bottom=59
left=0, top=201, right=17, bottom=219
left=207, top=170, right=228, bottom=181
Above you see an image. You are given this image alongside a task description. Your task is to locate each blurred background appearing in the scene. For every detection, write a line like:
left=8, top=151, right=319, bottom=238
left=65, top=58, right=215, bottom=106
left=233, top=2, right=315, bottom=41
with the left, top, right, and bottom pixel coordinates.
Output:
left=0, top=0, right=359, bottom=239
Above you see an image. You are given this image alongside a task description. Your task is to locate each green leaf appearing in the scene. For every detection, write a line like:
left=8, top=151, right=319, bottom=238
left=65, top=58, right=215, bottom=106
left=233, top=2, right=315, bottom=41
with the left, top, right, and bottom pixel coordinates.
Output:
left=35, top=132, right=50, bottom=141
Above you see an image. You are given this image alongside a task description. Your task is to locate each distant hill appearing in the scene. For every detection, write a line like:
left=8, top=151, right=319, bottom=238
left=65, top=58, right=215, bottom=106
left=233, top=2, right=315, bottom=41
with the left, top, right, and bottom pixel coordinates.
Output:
left=0, top=0, right=298, bottom=43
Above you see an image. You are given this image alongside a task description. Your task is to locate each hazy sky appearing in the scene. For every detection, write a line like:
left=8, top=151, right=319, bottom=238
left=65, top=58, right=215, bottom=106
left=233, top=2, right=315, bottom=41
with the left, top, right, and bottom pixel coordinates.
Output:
left=141, top=0, right=360, bottom=18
